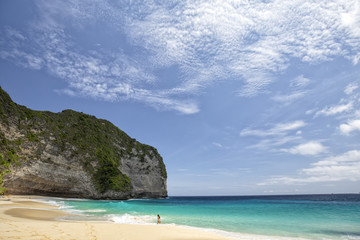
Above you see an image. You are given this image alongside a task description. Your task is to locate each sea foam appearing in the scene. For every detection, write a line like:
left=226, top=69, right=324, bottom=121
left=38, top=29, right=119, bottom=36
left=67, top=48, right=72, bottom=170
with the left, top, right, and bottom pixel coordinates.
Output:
left=35, top=195, right=360, bottom=240
left=109, top=213, right=156, bottom=224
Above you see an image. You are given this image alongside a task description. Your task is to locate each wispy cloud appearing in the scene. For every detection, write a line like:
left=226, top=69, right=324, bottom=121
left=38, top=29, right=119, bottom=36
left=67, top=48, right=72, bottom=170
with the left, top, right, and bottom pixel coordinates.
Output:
left=282, top=141, right=327, bottom=156
left=313, top=81, right=359, bottom=120
left=212, top=142, right=230, bottom=150
left=249, top=136, right=302, bottom=151
left=290, top=75, right=311, bottom=88
left=240, top=120, right=307, bottom=151
left=272, top=91, right=307, bottom=103
left=344, top=83, right=359, bottom=95
left=240, top=120, right=306, bottom=137
left=259, top=150, right=360, bottom=185
left=126, top=0, right=360, bottom=96
left=272, top=75, right=310, bottom=103
left=312, top=82, right=360, bottom=136
left=315, top=101, right=354, bottom=117
left=1, top=0, right=359, bottom=113
left=0, top=25, right=199, bottom=114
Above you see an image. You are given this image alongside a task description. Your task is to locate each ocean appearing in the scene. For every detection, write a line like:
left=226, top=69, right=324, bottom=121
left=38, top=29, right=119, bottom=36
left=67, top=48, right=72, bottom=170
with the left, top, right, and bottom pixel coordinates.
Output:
left=44, top=194, right=360, bottom=240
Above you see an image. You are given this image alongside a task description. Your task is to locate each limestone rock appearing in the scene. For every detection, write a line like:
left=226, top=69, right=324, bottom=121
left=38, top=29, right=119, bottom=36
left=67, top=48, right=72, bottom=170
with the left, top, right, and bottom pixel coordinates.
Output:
left=0, top=87, right=167, bottom=199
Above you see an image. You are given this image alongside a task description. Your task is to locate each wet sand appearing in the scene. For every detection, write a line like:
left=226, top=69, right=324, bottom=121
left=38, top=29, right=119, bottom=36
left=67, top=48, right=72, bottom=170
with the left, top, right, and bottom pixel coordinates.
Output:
left=0, top=195, right=235, bottom=240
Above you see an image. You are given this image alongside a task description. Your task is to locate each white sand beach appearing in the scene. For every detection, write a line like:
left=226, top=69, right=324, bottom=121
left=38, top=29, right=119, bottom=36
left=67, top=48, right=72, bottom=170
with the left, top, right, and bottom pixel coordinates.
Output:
left=0, top=195, right=235, bottom=240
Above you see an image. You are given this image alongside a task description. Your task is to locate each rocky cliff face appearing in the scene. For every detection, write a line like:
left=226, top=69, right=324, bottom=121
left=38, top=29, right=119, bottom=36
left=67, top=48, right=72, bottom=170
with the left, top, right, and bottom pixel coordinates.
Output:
left=0, top=87, right=167, bottom=199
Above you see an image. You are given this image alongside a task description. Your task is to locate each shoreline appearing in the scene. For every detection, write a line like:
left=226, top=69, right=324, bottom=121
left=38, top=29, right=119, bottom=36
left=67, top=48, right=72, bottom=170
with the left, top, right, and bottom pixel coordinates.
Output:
left=0, top=195, right=237, bottom=240
left=1, top=195, right=317, bottom=240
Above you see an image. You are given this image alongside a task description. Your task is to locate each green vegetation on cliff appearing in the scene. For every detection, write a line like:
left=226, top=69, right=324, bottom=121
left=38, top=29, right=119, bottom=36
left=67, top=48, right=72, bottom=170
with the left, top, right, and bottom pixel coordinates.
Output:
left=0, top=127, right=22, bottom=194
left=0, top=86, right=167, bottom=195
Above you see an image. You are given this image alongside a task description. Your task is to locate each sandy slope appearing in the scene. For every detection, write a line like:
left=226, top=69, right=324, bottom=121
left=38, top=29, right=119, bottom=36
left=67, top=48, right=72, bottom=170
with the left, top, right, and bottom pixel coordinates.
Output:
left=0, top=195, right=234, bottom=240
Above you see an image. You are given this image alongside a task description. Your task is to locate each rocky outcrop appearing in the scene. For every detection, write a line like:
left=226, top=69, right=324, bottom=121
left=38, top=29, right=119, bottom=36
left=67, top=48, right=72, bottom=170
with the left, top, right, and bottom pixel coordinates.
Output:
left=0, top=87, right=167, bottom=199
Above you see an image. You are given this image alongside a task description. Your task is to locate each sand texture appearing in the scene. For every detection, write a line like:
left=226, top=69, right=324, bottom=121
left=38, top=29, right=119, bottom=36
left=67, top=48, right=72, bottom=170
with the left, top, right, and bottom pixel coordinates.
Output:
left=0, top=195, right=234, bottom=240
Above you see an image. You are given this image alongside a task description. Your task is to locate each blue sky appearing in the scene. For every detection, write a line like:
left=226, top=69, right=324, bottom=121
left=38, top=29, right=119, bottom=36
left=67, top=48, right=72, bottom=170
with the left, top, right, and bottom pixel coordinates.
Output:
left=1, top=0, right=360, bottom=196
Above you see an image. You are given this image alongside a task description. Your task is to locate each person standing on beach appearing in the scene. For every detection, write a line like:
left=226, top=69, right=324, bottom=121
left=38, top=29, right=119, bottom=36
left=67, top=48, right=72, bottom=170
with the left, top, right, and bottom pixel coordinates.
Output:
left=157, top=214, right=161, bottom=224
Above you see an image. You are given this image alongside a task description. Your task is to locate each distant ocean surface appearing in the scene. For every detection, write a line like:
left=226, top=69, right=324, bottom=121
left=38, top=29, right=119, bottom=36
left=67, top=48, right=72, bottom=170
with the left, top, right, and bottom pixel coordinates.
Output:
left=45, top=194, right=360, bottom=240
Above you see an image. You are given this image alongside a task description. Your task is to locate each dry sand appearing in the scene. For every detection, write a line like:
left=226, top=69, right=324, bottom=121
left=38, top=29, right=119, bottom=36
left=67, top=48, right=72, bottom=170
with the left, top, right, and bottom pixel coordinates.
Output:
left=0, top=195, right=235, bottom=240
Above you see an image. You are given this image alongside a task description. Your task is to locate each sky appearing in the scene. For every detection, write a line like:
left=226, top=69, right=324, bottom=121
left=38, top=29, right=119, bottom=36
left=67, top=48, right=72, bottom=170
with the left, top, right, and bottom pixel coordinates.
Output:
left=0, top=0, right=360, bottom=196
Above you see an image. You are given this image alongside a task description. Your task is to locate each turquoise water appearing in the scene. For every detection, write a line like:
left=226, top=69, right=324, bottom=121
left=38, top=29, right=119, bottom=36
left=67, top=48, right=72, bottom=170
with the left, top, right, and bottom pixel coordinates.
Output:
left=48, top=194, right=360, bottom=240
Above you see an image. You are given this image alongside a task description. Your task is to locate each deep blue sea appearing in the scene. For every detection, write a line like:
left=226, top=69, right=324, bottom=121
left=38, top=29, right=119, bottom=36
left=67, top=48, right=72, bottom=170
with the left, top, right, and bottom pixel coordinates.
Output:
left=45, top=194, right=360, bottom=240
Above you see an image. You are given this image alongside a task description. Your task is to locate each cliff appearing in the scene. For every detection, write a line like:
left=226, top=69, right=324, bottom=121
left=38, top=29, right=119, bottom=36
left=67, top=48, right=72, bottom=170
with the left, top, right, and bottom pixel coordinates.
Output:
left=0, top=87, right=167, bottom=199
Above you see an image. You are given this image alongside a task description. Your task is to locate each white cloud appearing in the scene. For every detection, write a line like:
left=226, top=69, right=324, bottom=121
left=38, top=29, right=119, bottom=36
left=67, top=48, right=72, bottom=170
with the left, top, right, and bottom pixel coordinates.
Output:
left=1, top=0, right=360, bottom=112
left=240, top=120, right=306, bottom=137
left=259, top=150, right=360, bottom=185
left=130, top=0, right=359, bottom=96
left=283, top=141, right=327, bottom=156
left=340, top=0, right=360, bottom=65
left=0, top=25, right=198, bottom=114
left=272, top=75, right=310, bottom=103
left=125, top=87, right=200, bottom=114
left=290, top=75, right=311, bottom=88
left=273, top=121, right=307, bottom=132
left=130, top=0, right=351, bottom=96
left=249, top=136, right=301, bottom=151
left=212, top=142, right=231, bottom=150
left=345, top=83, right=359, bottom=95
left=4, top=27, right=26, bottom=41
left=313, top=150, right=360, bottom=166
left=212, top=142, right=224, bottom=148
left=272, top=91, right=306, bottom=103
left=315, top=101, right=354, bottom=117
left=339, top=119, right=360, bottom=135
left=241, top=121, right=306, bottom=151
left=341, top=0, right=360, bottom=36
